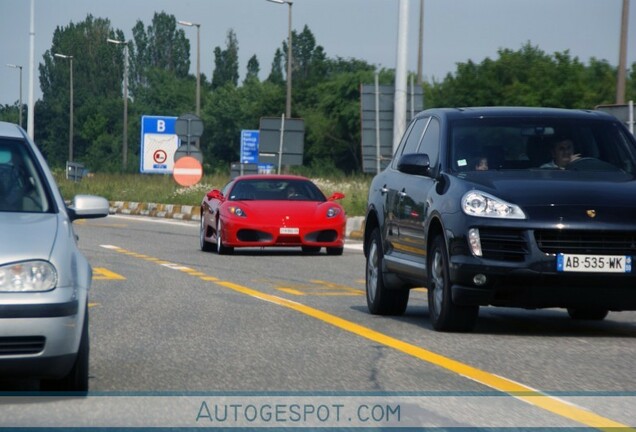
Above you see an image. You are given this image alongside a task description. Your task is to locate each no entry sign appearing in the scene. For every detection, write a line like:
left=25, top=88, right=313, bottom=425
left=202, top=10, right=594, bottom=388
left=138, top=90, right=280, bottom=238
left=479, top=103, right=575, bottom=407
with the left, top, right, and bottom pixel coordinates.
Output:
left=173, top=156, right=203, bottom=187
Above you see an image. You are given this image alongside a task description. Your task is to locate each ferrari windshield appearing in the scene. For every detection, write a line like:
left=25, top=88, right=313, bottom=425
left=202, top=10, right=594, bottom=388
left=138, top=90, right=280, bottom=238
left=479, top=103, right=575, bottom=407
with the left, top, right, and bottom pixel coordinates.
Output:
left=228, top=179, right=327, bottom=202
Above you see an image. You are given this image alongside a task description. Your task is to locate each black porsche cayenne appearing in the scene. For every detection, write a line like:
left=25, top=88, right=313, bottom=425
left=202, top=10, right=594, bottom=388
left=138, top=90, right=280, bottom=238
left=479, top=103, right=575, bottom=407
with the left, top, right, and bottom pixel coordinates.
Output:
left=364, top=107, right=636, bottom=332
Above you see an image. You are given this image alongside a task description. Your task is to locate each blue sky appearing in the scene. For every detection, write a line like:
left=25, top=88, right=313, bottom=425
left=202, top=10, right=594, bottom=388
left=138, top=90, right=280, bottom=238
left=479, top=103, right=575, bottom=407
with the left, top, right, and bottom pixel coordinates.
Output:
left=0, top=0, right=634, bottom=107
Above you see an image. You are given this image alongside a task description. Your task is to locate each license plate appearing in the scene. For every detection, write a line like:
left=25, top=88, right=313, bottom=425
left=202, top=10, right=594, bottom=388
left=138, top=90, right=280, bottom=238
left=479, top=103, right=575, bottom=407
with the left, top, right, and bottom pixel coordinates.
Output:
left=556, top=253, right=632, bottom=273
left=279, top=227, right=299, bottom=235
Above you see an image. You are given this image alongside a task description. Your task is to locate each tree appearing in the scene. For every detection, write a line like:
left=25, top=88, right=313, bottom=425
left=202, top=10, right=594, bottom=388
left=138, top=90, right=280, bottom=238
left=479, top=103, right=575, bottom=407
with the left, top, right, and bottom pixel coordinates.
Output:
left=129, top=12, right=190, bottom=96
left=267, top=48, right=284, bottom=85
left=211, top=29, right=239, bottom=89
left=423, top=43, right=618, bottom=110
left=244, top=55, right=260, bottom=84
left=38, top=15, right=125, bottom=167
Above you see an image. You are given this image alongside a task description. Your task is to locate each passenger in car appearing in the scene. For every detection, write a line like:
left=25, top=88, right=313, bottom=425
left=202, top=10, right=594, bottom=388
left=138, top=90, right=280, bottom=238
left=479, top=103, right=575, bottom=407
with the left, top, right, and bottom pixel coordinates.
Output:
left=474, top=156, right=489, bottom=171
left=540, top=137, right=581, bottom=169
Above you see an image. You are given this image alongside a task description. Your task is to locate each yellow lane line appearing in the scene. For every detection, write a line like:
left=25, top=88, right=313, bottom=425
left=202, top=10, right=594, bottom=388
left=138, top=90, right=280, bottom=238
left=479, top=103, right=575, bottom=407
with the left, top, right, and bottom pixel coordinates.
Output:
left=93, top=267, right=126, bottom=280
left=99, top=245, right=631, bottom=430
left=215, top=280, right=629, bottom=430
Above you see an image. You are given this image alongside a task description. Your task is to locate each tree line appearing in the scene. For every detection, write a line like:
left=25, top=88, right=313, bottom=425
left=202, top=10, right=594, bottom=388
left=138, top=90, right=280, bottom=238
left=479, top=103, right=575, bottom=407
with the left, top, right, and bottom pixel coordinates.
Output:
left=1, top=12, right=634, bottom=175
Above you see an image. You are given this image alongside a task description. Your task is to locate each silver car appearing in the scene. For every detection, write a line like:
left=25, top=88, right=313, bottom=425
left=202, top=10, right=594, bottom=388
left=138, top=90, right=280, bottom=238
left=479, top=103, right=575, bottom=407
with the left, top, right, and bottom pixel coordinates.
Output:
left=0, top=121, right=109, bottom=392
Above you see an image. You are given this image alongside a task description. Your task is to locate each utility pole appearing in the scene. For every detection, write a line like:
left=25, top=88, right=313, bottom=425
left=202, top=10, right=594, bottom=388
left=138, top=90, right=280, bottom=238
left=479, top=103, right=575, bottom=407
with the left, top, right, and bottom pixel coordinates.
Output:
left=616, top=0, right=629, bottom=104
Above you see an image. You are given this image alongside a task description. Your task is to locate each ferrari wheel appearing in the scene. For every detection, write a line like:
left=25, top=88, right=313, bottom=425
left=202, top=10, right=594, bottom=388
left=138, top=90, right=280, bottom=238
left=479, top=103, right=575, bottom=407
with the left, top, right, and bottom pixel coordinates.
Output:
left=200, top=215, right=215, bottom=252
left=216, top=218, right=233, bottom=255
left=326, top=247, right=343, bottom=256
left=366, top=227, right=409, bottom=315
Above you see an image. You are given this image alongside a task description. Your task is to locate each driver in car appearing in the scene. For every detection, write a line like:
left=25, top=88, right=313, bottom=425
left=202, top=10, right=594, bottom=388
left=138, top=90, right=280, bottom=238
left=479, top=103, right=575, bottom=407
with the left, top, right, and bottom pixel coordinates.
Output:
left=541, top=137, right=581, bottom=169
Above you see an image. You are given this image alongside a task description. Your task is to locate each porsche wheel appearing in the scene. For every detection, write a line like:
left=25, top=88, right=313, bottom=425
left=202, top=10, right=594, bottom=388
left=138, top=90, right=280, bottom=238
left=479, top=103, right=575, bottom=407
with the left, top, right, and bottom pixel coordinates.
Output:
left=200, top=215, right=215, bottom=252
left=366, top=227, right=409, bottom=315
left=427, top=234, right=478, bottom=332
left=216, top=218, right=233, bottom=255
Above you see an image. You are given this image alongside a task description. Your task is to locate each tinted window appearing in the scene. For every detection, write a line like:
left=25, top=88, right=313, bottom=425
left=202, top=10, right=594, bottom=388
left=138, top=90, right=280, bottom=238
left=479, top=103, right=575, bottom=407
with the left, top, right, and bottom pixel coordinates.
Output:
left=391, top=117, right=429, bottom=169
left=418, top=118, right=440, bottom=166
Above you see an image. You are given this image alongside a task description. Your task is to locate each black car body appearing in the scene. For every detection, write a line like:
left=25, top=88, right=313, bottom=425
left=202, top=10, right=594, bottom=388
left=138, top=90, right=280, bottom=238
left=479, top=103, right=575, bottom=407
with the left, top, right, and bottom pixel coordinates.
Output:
left=364, top=107, right=636, bottom=332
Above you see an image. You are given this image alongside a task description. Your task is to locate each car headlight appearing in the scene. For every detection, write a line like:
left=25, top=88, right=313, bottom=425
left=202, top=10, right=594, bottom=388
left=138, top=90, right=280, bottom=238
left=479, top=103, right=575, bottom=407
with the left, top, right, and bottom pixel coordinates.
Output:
left=0, top=260, right=57, bottom=292
left=326, top=207, right=341, bottom=218
left=229, top=206, right=246, bottom=217
left=461, top=191, right=526, bottom=219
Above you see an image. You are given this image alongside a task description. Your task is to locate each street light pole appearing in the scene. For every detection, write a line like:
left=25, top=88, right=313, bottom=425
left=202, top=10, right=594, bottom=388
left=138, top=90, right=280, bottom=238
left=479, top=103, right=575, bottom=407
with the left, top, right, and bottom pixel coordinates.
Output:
left=267, top=0, right=293, bottom=118
left=177, top=20, right=201, bottom=116
left=107, top=38, right=130, bottom=169
left=5, top=64, right=23, bottom=128
left=54, top=53, right=73, bottom=162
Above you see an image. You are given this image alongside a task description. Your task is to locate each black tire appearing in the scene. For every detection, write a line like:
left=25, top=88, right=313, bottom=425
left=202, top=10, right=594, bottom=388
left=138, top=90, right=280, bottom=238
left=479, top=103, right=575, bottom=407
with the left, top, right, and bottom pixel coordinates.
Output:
left=302, top=246, right=321, bottom=254
left=200, top=216, right=216, bottom=252
left=326, top=247, right=344, bottom=256
left=427, top=235, right=479, bottom=332
left=366, top=227, right=409, bottom=315
left=567, top=307, right=609, bottom=320
left=41, top=306, right=89, bottom=393
left=216, top=218, right=233, bottom=255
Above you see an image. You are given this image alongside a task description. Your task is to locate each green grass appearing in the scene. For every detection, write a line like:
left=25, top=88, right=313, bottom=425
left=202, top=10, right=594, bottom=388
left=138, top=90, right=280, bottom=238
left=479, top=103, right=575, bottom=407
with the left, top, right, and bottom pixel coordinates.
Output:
left=54, top=171, right=372, bottom=217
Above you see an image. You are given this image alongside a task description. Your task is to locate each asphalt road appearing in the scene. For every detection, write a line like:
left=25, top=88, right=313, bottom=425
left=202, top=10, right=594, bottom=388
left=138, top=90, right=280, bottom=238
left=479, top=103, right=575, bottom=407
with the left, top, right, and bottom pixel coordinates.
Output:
left=2, top=214, right=635, bottom=429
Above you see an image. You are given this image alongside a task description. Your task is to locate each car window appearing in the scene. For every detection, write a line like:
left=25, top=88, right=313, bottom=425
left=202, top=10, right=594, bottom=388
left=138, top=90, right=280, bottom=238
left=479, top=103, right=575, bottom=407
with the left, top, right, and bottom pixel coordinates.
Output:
left=0, top=138, right=50, bottom=213
left=229, top=179, right=326, bottom=202
left=449, top=117, right=636, bottom=175
left=391, top=117, right=429, bottom=169
left=418, top=117, right=440, bottom=167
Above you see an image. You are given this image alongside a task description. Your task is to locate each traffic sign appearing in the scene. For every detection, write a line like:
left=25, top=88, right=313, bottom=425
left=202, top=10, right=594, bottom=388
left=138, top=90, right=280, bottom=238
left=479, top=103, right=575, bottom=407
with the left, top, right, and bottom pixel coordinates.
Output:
left=240, top=130, right=259, bottom=163
left=175, top=113, right=204, bottom=141
left=140, top=115, right=178, bottom=174
left=173, top=156, right=203, bottom=187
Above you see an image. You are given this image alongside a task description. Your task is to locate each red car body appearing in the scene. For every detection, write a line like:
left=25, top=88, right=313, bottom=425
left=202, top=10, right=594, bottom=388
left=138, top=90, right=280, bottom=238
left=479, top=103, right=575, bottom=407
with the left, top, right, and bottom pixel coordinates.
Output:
left=199, top=174, right=346, bottom=255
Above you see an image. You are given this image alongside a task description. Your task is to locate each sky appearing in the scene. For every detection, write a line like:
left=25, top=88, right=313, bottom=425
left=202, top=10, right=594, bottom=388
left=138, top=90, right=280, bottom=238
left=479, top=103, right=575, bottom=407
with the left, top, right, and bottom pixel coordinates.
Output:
left=0, top=0, right=634, bottom=107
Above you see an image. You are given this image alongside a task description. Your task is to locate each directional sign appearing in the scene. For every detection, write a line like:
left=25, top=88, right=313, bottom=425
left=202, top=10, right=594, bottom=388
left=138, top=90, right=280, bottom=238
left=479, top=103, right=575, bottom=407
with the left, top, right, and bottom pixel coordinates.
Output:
left=240, top=130, right=259, bottom=163
left=140, top=115, right=178, bottom=174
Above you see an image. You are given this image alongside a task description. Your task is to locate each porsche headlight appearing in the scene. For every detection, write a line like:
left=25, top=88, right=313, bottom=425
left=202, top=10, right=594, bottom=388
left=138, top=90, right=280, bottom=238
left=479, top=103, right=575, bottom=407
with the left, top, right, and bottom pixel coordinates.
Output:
left=326, top=207, right=341, bottom=218
left=0, top=260, right=57, bottom=292
left=462, top=191, right=526, bottom=219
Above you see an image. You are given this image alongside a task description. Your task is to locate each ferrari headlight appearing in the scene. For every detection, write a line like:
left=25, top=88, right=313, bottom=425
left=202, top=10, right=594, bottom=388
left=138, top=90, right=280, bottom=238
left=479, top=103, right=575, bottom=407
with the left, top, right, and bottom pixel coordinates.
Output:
left=0, top=260, right=57, bottom=292
left=326, top=207, right=341, bottom=218
left=229, top=206, right=246, bottom=217
left=462, top=191, right=526, bottom=219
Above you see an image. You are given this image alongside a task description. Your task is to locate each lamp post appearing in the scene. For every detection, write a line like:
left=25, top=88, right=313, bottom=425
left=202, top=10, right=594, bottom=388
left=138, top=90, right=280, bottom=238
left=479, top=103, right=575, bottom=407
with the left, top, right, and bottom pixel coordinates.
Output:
left=54, top=53, right=73, bottom=162
left=5, top=64, right=23, bottom=128
left=177, top=20, right=201, bottom=116
left=107, top=38, right=130, bottom=169
left=267, top=0, right=293, bottom=118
